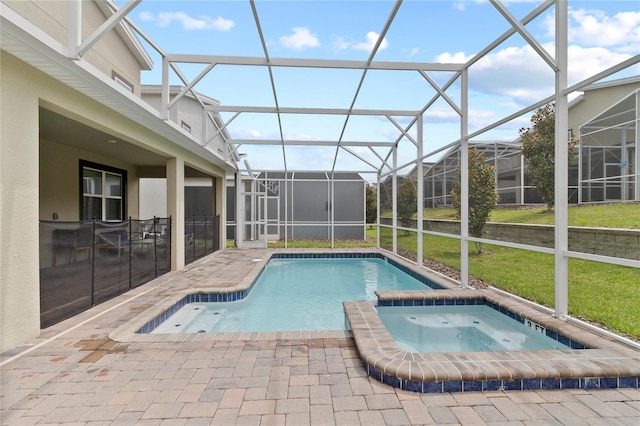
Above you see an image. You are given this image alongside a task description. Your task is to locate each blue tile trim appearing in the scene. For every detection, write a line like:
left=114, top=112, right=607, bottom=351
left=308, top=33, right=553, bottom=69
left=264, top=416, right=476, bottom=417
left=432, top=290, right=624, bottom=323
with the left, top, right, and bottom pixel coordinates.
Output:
left=365, top=364, right=640, bottom=393
left=271, top=252, right=445, bottom=289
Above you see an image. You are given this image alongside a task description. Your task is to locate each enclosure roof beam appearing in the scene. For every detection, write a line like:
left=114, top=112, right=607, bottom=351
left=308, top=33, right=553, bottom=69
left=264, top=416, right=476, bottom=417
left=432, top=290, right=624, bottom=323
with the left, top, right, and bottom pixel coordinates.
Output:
left=489, top=0, right=557, bottom=71
left=206, top=105, right=421, bottom=116
left=340, top=146, right=382, bottom=171
left=164, top=53, right=464, bottom=72
left=466, top=0, right=554, bottom=69
left=332, top=0, right=403, bottom=173
left=233, top=139, right=395, bottom=147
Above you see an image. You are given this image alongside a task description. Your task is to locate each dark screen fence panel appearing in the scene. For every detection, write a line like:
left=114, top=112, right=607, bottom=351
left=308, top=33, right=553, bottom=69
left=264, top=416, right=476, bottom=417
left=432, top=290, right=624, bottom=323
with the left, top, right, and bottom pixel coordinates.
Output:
left=39, top=217, right=172, bottom=328
left=94, top=221, right=131, bottom=304
left=184, top=215, right=220, bottom=265
left=39, top=221, right=93, bottom=328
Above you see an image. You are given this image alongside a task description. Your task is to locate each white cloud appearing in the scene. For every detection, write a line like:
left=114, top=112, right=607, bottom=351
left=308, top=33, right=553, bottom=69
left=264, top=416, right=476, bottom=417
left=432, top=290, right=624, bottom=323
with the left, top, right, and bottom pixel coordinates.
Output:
left=436, top=51, right=474, bottom=63
left=421, top=106, right=496, bottom=130
left=353, top=31, right=389, bottom=51
left=283, top=133, right=322, bottom=141
left=423, top=107, right=460, bottom=122
left=333, top=32, right=389, bottom=52
left=231, top=129, right=262, bottom=139
left=279, top=27, right=320, bottom=50
left=463, top=42, right=631, bottom=104
left=543, top=9, right=640, bottom=50
left=402, top=47, right=420, bottom=57
left=139, top=11, right=234, bottom=31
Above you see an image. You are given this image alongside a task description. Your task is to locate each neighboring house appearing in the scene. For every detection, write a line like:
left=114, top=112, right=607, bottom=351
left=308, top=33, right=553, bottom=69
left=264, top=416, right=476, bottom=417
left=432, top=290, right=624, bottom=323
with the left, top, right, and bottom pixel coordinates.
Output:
left=417, top=77, right=640, bottom=208
left=139, top=85, right=231, bottom=219
left=1, top=0, right=235, bottom=352
left=379, top=174, right=409, bottom=210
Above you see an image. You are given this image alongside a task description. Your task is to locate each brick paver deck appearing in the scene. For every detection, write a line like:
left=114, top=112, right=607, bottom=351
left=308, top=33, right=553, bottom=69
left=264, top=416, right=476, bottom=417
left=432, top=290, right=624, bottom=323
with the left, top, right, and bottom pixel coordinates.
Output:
left=2, top=248, right=639, bottom=425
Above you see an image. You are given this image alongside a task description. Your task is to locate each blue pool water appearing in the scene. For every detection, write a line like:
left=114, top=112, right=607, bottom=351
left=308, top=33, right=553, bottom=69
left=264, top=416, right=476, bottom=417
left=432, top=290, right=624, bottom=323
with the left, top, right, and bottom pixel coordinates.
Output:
left=151, top=258, right=434, bottom=333
left=378, top=305, right=572, bottom=353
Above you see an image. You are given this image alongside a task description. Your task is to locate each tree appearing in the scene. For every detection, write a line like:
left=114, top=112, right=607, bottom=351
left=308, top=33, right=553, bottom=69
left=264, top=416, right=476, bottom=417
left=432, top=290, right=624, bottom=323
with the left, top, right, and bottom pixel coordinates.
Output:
left=397, top=178, right=417, bottom=233
left=450, top=148, right=499, bottom=254
left=520, top=103, right=577, bottom=211
left=365, top=184, right=377, bottom=228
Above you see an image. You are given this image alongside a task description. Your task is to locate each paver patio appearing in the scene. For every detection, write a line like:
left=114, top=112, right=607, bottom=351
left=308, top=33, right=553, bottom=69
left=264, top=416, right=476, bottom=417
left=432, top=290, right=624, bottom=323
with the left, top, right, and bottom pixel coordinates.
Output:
left=2, top=249, right=639, bottom=425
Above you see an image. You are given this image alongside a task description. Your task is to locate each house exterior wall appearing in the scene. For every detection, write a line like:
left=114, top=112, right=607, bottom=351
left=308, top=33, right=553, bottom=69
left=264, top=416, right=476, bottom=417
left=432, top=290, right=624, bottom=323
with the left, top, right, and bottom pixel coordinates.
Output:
left=569, top=80, right=640, bottom=135
left=4, top=0, right=144, bottom=95
left=141, top=88, right=227, bottom=157
left=0, top=49, right=228, bottom=352
left=1, top=52, right=41, bottom=353
left=39, top=139, right=140, bottom=222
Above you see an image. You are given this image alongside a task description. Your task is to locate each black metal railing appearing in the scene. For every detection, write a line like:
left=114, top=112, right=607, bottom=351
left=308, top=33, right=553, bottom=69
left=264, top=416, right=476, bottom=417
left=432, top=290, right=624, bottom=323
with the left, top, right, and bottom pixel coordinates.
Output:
left=39, top=217, right=172, bottom=328
left=184, top=215, right=220, bottom=265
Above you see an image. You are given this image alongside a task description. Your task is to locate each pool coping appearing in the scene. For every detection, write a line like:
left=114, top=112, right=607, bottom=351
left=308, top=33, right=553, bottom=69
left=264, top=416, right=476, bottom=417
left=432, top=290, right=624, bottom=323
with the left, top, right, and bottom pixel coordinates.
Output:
left=344, top=288, right=640, bottom=393
left=110, top=249, right=454, bottom=343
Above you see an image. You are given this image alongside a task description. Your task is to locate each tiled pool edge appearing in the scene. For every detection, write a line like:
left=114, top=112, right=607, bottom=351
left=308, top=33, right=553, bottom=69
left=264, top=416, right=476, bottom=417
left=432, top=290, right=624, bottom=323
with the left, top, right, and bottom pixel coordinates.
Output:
left=345, top=289, right=640, bottom=393
left=110, top=249, right=452, bottom=343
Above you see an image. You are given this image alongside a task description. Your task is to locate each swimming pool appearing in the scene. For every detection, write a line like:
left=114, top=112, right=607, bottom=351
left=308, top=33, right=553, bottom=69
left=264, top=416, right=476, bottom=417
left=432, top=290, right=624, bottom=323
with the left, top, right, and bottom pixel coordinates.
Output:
left=378, top=305, right=572, bottom=352
left=112, top=250, right=640, bottom=394
left=147, top=255, right=441, bottom=333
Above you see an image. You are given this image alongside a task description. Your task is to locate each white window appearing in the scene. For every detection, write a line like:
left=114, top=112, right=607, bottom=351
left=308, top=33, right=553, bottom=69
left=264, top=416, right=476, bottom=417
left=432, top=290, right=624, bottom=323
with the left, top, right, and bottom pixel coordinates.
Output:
left=82, top=163, right=125, bottom=221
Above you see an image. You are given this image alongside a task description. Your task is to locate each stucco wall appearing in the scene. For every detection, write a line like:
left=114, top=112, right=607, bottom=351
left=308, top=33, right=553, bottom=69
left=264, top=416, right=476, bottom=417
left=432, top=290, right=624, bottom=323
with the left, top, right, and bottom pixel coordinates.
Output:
left=1, top=53, right=42, bottom=352
left=39, top=139, right=140, bottom=222
left=1, top=49, right=227, bottom=352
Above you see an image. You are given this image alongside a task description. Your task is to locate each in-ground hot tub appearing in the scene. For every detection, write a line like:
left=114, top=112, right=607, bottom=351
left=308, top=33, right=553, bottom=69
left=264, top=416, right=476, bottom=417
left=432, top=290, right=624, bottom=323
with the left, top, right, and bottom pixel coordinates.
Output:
left=345, top=289, right=640, bottom=393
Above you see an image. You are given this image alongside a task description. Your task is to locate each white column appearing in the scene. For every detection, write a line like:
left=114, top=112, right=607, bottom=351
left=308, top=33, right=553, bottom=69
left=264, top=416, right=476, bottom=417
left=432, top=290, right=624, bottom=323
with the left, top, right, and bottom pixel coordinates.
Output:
left=635, top=92, right=640, bottom=200
left=215, top=175, right=225, bottom=247
left=520, top=153, right=525, bottom=204
left=417, top=115, right=424, bottom=267
left=460, top=68, right=469, bottom=288
left=554, top=0, right=569, bottom=319
left=235, top=173, right=243, bottom=246
left=284, top=173, right=289, bottom=248
left=167, top=158, right=185, bottom=271
left=331, top=173, right=335, bottom=249
left=67, top=0, right=81, bottom=57
left=392, top=147, right=398, bottom=255
left=160, top=56, right=169, bottom=121
left=577, top=133, right=583, bottom=203
left=376, top=174, right=381, bottom=248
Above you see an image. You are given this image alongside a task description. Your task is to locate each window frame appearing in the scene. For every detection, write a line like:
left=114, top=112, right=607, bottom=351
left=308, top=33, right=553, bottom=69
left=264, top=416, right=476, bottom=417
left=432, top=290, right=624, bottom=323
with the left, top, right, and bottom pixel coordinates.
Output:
left=112, top=71, right=134, bottom=93
left=79, top=160, right=127, bottom=222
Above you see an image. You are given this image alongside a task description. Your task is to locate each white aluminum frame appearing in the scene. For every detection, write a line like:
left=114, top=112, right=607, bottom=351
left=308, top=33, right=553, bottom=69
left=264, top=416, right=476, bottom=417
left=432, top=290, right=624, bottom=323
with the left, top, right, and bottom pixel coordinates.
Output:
left=7, top=0, right=639, bottom=324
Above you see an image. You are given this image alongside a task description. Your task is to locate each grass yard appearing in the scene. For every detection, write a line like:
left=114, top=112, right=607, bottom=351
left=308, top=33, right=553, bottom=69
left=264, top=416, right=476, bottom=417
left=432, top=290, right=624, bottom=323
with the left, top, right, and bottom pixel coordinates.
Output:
left=377, top=227, right=640, bottom=340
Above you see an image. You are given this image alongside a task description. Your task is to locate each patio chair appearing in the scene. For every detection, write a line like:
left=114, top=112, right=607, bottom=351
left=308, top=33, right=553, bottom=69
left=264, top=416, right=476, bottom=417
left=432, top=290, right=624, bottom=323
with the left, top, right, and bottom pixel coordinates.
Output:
left=98, top=229, right=132, bottom=257
left=53, top=228, right=103, bottom=265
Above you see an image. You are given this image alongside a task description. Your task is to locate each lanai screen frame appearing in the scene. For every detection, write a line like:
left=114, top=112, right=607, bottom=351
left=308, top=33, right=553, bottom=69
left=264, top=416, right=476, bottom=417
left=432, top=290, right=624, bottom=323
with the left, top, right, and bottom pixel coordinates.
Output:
left=578, top=89, right=640, bottom=203
left=72, top=0, right=640, bottom=321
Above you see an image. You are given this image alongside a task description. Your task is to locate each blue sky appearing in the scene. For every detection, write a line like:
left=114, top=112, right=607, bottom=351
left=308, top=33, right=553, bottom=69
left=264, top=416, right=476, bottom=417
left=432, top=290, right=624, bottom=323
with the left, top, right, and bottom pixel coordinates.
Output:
left=126, top=0, right=640, bottom=176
